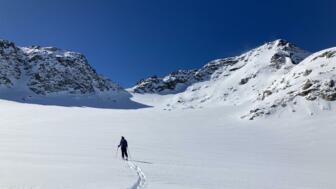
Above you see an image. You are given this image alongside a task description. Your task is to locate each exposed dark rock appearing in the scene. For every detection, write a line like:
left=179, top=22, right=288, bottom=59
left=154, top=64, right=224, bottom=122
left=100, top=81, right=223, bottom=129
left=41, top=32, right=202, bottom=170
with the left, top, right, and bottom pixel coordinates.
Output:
left=302, top=80, right=313, bottom=90
left=270, top=53, right=287, bottom=69
left=321, top=92, right=336, bottom=101
left=312, top=50, right=336, bottom=61
left=239, top=77, right=250, bottom=85
left=261, top=90, right=272, bottom=100
left=327, top=80, right=335, bottom=87
left=303, top=69, right=312, bottom=76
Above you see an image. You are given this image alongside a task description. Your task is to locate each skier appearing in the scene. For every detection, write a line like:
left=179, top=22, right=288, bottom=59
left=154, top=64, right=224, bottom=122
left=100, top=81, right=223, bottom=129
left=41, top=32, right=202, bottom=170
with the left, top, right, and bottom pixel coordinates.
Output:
left=118, top=136, right=128, bottom=160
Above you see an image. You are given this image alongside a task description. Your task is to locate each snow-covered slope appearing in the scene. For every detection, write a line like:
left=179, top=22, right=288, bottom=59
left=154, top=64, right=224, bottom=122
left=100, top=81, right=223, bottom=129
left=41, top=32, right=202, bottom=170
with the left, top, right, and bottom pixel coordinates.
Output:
left=131, top=57, right=243, bottom=94
left=1, top=99, right=336, bottom=189
left=1, top=38, right=336, bottom=189
left=246, top=47, right=336, bottom=119
left=159, top=40, right=336, bottom=120
left=131, top=39, right=309, bottom=96
left=0, top=39, right=145, bottom=108
left=159, top=40, right=311, bottom=111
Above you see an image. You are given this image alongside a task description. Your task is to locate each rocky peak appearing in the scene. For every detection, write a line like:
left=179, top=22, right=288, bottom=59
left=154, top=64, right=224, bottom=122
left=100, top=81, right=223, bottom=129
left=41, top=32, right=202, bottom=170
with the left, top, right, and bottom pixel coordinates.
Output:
left=0, top=39, right=26, bottom=87
left=131, top=39, right=310, bottom=94
left=132, top=69, right=197, bottom=94
left=0, top=39, right=123, bottom=97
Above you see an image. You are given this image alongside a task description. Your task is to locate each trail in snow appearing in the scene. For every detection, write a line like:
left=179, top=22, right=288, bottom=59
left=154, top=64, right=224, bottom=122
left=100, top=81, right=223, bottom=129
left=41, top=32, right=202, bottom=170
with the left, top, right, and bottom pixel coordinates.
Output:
left=127, top=161, right=147, bottom=189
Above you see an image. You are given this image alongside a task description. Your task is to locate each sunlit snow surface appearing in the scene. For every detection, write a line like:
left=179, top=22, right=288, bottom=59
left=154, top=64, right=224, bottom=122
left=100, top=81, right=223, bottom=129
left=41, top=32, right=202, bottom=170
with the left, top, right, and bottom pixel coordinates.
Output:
left=1, top=94, right=336, bottom=189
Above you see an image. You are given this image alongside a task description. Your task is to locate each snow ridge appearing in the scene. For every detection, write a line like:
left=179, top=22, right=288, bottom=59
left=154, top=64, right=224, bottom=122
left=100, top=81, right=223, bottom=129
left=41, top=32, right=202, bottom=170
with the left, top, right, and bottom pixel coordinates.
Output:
left=131, top=39, right=309, bottom=95
left=131, top=39, right=336, bottom=119
left=160, top=40, right=311, bottom=112
left=2, top=38, right=336, bottom=117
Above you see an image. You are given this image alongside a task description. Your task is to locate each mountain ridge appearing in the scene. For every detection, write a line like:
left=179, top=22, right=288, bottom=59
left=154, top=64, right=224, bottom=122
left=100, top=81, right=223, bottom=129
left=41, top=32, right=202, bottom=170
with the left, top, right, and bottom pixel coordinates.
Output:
left=2, top=38, right=336, bottom=116
left=130, top=39, right=336, bottom=119
left=131, top=39, right=310, bottom=95
left=0, top=39, right=147, bottom=109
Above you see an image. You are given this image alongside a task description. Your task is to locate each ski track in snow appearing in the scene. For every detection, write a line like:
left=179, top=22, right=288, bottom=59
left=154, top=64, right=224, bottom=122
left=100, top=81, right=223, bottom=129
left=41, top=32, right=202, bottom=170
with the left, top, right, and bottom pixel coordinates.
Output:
left=127, top=161, right=147, bottom=189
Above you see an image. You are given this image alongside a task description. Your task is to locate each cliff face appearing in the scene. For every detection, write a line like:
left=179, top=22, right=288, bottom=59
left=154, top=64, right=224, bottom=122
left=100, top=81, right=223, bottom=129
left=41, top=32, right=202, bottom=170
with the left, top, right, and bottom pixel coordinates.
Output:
left=0, top=39, right=123, bottom=96
left=0, top=39, right=150, bottom=109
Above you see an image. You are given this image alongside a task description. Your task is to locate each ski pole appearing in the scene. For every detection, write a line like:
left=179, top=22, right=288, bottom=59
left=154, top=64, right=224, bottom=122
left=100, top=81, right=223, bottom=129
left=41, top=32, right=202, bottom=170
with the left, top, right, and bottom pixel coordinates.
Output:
left=116, top=146, right=119, bottom=158
left=127, top=147, right=132, bottom=161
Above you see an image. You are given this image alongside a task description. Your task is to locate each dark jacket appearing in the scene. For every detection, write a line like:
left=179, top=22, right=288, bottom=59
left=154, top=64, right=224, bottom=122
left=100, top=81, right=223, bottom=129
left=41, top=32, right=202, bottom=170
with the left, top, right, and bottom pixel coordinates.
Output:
left=119, top=138, right=128, bottom=149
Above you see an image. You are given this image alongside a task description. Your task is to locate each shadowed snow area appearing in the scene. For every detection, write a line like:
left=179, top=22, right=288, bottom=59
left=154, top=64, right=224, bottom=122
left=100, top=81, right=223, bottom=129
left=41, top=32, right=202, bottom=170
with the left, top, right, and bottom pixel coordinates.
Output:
left=0, top=89, right=150, bottom=109
left=0, top=97, right=336, bottom=189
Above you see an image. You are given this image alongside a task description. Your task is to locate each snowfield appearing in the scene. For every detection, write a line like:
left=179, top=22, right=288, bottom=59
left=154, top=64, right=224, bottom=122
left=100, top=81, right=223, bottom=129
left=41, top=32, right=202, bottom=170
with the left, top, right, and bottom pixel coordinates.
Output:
left=1, top=95, right=336, bottom=189
left=1, top=38, right=336, bottom=188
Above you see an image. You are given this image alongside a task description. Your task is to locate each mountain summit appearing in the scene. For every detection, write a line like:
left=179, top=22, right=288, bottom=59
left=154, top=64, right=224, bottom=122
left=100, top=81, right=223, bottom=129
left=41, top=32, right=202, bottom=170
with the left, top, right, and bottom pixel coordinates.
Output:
left=131, top=39, right=310, bottom=95
left=130, top=39, right=336, bottom=118
left=0, top=39, right=146, bottom=109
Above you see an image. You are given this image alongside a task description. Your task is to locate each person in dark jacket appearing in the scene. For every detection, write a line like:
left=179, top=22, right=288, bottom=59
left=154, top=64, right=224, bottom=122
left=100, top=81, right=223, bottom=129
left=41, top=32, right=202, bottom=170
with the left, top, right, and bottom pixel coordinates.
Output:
left=118, top=136, right=128, bottom=160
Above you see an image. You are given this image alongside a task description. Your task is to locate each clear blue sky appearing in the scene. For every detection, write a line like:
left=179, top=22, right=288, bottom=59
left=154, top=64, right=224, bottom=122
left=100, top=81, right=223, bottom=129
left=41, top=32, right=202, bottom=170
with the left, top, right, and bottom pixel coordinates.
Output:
left=0, top=0, right=335, bottom=87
